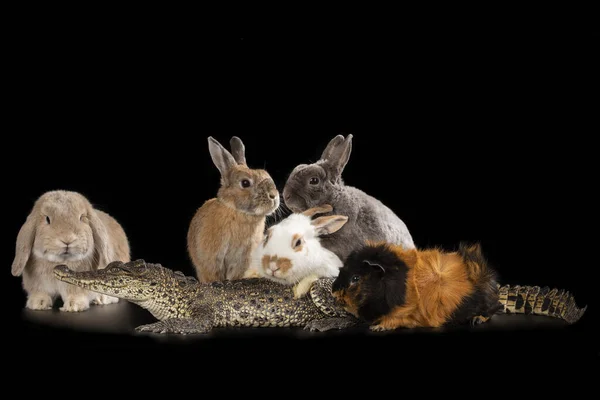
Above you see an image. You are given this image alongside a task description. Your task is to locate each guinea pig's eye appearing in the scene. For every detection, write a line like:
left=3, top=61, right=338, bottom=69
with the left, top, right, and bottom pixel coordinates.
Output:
left=351, top=275, right=360, bottom=283
left=309, top=177, right=319, bottom=185
left=241, top=179, right=251, bottom=188
left=45, top=216, right=51, bottom=224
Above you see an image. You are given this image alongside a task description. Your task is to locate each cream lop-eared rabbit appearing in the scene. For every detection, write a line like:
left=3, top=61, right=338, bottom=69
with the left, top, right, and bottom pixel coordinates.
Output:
left=247, top=204, right=348, bottom=298
left=187, top=136, right=280, bottom=282
left=11, top=190, right=130, bottom=312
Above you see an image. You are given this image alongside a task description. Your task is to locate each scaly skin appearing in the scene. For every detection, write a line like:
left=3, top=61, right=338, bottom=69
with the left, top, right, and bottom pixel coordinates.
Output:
left=53, top=260, right=357, bottom=334
left=497, top=284, right=586, bottom=324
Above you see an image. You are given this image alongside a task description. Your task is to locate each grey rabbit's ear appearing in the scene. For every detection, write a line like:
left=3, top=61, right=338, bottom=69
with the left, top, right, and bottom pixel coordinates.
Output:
left=11, top=214, right=36, bottom=276
left=229, top=136, right=247, bottom=166
left=320, top=135, right=345, bottom=161
left=320, top=134, right=353, bottom=183
left=208, top=137, right=237, bottom=181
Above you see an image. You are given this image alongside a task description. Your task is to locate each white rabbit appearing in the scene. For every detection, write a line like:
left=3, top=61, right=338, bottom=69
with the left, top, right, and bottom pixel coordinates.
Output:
left=11, top=190, right=131, bottom=312
left=247, top=204, right=348, bottom=298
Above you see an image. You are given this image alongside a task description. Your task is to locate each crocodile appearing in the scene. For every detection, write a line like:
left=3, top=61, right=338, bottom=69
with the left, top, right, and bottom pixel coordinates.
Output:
left=53, top=259, right=359, bottom=334
left=52, top=259, right=587, bottom=334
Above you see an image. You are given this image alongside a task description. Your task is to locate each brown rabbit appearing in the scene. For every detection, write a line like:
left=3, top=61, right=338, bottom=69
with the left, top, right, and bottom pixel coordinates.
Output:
left=187, top=136, right=280, bottom=282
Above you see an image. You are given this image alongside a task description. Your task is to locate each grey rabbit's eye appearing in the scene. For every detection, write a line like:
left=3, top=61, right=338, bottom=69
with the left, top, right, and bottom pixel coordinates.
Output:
left=45, top=216, right=50, bottom=224
left=241, top=179, right=251, bottom=188
left=309, top=177, right=319, bottom=185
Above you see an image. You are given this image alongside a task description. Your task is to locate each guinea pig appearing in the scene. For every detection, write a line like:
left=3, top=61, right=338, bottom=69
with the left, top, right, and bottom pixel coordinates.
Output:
left=247, top=204, right=348, bottom=298
left=331, top=241, right=500, bottom=330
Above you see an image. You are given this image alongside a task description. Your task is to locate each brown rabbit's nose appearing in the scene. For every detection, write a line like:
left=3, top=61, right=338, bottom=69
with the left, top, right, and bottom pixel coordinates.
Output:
left=269, top=192, right=278, bottom=200
left=61, top=239, right=75, bottom=246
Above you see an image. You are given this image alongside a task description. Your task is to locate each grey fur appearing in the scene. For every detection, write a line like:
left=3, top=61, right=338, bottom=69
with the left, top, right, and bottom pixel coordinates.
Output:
left=282, top=134, right=415, bottom=262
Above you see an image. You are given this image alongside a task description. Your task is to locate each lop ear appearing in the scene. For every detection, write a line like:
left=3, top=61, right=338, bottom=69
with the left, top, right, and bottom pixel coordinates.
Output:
left=311, top=215, right=348, bottom=236
left=208, top=137, right=237, bottom=183
left=11, top=214, right=37, bottom=276
left=320, top=134, right=353, bottom=183
left=229, top=136, right=247, bottom=166
left=88, top=209, right=114, bottom=270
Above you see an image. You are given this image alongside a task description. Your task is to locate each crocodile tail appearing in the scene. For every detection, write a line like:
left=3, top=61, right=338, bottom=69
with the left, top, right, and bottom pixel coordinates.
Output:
left=496, top=284, right=587, bottom=324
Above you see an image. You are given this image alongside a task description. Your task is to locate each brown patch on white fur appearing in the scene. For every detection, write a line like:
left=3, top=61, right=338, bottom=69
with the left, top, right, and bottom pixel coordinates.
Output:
left=371, top=244, right=476, bottom=330
left=291, top=233, right=304, bottom=252
left=261, top=254, right=293, bottom=273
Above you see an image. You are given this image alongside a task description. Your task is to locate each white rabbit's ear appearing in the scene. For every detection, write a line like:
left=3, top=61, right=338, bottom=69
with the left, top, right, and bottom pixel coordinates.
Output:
left=11, top=214, right=37, bottom=276
left=311, top=215, right=348, bottom=236
left=88, top=209, right=114, bottom=270
left=321, top=134, right=353, bottom=183
left=230, top=136, right=247, bottom=166
left=208, top=137, right=237, bottom=181
left=301, top=204, right=333, bottom=218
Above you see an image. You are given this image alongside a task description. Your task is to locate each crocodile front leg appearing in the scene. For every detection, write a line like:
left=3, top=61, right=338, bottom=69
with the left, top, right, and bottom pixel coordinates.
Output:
left=135, top=317, right=214, bottom=335
left=304, top=316, right=358, bottom=332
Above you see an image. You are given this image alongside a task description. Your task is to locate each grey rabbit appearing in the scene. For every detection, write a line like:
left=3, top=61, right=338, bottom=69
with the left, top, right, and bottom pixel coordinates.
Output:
left=282, top=134, right=415, bottom=261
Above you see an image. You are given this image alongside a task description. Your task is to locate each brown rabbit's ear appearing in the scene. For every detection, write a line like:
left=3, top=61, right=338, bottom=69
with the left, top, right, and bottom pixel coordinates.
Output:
left=230, top=136, right=247, bottom=166
left=88, top=209, right=114, bottom=270
left=320, top=134, right=353, bottom=183
left=11, top=214, right=37, bottom=276
left=208, top=137, right=237, bottom=182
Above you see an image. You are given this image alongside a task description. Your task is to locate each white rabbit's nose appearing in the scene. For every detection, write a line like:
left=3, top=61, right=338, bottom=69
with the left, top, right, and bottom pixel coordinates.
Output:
left=269, top=263, right=280, bottom=272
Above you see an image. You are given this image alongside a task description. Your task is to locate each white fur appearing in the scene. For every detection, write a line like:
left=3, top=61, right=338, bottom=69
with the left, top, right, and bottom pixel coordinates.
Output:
left=249, top=213, right=345, bottom=297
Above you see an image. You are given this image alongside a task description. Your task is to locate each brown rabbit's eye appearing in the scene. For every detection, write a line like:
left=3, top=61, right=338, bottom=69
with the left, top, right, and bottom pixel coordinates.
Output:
left=309, top=177, right=319, bottom=185
left=241, top=179, right=251, bottom=188
left=45, top=216, right=50, bottom=224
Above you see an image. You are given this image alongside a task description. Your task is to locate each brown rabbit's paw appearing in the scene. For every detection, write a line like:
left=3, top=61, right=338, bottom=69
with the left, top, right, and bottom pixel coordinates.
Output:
left=92, top=294, right=119, bottom=305
left=26, top=293, right=53, bottom=310
left=59, top=296, right=90, bottom=312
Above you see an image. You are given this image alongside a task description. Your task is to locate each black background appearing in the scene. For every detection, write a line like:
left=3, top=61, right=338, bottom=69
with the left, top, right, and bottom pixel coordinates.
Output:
left=3, top=12, right=598, bottom=376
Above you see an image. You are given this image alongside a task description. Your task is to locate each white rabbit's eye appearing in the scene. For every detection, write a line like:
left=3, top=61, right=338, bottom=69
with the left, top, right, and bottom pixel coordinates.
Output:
left=241, top=179, right=251, bottom=188
left=309, top=177, right=319, bottom=185
left=45, top=216, right=50, bottom=224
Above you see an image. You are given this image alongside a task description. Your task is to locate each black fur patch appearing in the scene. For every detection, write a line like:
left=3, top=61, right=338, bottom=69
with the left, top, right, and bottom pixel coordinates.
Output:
left=332, top=243, right=409, bottom=323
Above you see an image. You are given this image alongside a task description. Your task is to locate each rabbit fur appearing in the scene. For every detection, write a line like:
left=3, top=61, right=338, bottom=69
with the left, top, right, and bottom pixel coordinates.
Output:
left=247, top=204, right=348, bottom=298
left=282, top=134, right=415, bottom=262
left=187, top=136, right=280, bottom=283
left=11, top=190, right=130, bottom=312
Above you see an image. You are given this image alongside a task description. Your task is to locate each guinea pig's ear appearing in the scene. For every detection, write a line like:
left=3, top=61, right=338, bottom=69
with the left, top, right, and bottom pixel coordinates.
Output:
left=229, top=136, right=247, bottom=166
left=11, top=214, right=37, bottom=276
left=363, top=260, right=385, bottom=274
left=311, top=215, right=349, bottom=236
left=88, top=209, right=114, bottom=270
left=320, top=134, right=353, bottom=183
left=208, top=137, right=237, bottom=183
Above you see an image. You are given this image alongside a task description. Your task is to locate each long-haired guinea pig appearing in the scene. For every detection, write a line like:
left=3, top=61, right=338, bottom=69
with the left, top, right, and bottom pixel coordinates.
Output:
left=11, top=190, right=130, bottom=312
left=331, top=241, right=501, bottom=330
left=247, top=204, right=348, bottom=298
